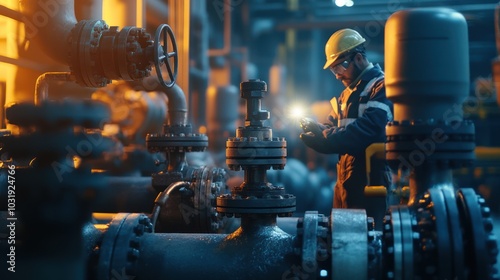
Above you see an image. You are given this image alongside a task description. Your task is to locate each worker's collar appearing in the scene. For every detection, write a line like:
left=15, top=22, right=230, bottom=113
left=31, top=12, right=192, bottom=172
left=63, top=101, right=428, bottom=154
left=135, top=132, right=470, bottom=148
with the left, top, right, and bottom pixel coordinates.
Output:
left=348, top=63, right=374, bottom=90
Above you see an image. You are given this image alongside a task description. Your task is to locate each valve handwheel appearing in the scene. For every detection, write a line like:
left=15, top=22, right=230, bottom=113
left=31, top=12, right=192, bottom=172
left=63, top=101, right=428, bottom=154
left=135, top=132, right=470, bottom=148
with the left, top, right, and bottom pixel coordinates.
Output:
left=154, top=24, right=178, bottom=88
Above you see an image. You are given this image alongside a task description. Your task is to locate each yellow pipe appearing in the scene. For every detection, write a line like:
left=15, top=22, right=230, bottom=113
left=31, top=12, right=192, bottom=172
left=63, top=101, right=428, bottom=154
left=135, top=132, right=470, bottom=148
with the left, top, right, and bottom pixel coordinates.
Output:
left=475, top=146, right=500, bottom=160
left=365, top=142, right=386, bottom=186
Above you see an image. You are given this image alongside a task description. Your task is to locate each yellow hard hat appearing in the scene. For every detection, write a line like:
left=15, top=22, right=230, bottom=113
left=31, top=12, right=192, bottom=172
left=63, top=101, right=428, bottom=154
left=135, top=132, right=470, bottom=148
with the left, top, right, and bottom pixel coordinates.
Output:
left=323, top=29, right=366, bottom=69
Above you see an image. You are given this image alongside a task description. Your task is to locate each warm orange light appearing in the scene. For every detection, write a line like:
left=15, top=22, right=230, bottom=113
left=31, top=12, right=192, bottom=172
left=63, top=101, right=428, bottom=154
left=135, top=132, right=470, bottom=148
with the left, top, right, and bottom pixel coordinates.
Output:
left=199, top=125, right=207, bottom=134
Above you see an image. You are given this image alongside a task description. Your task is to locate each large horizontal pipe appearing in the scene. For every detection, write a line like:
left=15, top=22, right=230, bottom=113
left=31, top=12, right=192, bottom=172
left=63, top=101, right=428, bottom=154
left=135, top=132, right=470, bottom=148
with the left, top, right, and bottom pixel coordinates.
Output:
left=0, top=172, right=157, bottom=213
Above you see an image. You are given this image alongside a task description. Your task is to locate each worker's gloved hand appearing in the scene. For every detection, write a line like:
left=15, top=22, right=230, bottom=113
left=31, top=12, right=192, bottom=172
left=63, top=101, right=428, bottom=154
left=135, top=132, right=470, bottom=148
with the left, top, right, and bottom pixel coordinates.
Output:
left=299, top=118, right=326, bottom=136
left=299, top=118, right=337, bottom=153
left=300, top=132, right=332, bottom=154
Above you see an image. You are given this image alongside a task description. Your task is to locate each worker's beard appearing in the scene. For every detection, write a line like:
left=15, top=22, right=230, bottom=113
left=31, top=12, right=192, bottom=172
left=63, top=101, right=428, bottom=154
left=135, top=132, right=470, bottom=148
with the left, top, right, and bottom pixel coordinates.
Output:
left=342, top=64, right=362, bottom=88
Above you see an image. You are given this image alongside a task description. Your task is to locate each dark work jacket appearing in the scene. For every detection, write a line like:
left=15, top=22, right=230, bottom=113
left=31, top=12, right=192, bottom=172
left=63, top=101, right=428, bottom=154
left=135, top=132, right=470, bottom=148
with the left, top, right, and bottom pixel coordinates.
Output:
left=323, top=64, right=393, bottom=217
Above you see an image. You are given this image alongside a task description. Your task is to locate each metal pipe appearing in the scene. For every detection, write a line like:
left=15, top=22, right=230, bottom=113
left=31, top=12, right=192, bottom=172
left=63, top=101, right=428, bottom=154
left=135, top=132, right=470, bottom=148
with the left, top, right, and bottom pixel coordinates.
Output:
left=0, top=54, right=47, bottom=72
left=133, top=77, right=188, bottom=125
left=207, top=0, right=231, bottom=57
left=151, top=181, right=191, bottom=229
left=75, top=0, right=103, bottom=20
left=163, top=83, right=188, bottom=126
left=91, top=176, right=158, bottom=213
left=408, top=166, right=454, bottom=206
left=34, top=72, right=74, bottom=105
left=145, top=0, right=169, bottom=28
left=135, top=225, right=294, bottom=280
left=0, top=5, right=23, bottom=21
left=19, top=0, right=78, bottom=65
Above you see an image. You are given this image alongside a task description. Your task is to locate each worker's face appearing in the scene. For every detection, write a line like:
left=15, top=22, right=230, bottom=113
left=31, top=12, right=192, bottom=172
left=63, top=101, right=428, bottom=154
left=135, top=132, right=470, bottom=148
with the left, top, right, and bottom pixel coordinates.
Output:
left=330, top=53, right=363, bottom=88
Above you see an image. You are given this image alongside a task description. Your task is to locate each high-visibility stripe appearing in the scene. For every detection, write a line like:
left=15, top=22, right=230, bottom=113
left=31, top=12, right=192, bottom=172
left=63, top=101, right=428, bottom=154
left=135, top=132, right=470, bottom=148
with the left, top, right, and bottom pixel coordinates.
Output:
left=360, top=76, right=384, bottom=97
left=365, top=101, right=393, bottom=121
left=358, top=103, right=368, bottom=117
left=339, top=118, right=357, bottom=127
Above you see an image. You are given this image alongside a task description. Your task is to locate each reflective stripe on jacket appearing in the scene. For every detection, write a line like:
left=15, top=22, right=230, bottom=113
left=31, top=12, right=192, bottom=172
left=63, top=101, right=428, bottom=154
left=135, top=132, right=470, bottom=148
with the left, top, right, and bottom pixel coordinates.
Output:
left=323, top=64, right=393, bottom=210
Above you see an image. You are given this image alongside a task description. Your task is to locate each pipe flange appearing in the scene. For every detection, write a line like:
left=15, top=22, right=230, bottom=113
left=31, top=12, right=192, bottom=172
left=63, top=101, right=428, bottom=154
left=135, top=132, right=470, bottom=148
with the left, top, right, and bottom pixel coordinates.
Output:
left=330, top=209, right=368, bottom=279
left=412, top=191, right=455, bottom=279
left=192, top=167, right=228, bottom=232
left=154, top=167, right=229, bottom=233
left=146, top=125, right=208, bottom=152
left=382, top=206, right=404, bottom=280
left=125, top=27, right=153, bottom=80
left=111, top=26, right=153, bottom=81
left=383, top=206, right=418, bottom=280
left=386, top=120, right=475, bottom=168
left=456, top=188, right=499, bottom=280
left=216, top=193, right=296, bottom=215
left=440, top=187, right=465, bottom=279
left=294, top=211, right=330, bottom=279
left=428, top=188, right=455, bottom=279
left=383, top=198, right=437, bottom=280
left=367, top=216, right=383, bottom=280
left=69, top=20, right=110, bottom=87
left=146, top=133, right=208, bottom=152
left=96, top=213, right=153, bottom=280
left=6, top=100, right=110, bottom=129
left=226, top=137, right=287, bottom=171
left=414, top=193, right=439, bottom=278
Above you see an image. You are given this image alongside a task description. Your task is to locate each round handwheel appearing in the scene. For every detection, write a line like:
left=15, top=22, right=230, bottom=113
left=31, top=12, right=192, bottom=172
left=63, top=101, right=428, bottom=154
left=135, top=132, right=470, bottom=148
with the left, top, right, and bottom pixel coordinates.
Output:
left=154, top=24, right=178, bottom=88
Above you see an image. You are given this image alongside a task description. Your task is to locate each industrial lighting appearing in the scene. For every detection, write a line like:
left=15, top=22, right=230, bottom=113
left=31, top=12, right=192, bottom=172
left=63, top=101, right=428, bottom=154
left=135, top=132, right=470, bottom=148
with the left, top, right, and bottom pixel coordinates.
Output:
left=334, top=0, right=346, bottom=7
left=334, top=0, right=354, bottom=7
left=289, top=104, right=306, bottom=119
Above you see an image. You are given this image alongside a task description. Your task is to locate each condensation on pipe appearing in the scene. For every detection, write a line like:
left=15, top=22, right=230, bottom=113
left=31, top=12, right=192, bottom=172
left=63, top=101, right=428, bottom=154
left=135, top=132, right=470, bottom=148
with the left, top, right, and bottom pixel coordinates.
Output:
left=19, top=0, right=78, bottom=65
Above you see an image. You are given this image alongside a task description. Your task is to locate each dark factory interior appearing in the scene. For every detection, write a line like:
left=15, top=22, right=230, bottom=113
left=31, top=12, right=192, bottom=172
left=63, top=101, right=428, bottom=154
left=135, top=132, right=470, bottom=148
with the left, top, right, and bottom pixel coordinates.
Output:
left=0, top=0, right=500, bottom=279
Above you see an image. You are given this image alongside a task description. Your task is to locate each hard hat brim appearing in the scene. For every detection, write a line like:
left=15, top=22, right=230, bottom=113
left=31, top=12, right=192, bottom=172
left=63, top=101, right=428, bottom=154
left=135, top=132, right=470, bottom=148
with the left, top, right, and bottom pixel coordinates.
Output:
left=323, top=59, right=335, bottom=70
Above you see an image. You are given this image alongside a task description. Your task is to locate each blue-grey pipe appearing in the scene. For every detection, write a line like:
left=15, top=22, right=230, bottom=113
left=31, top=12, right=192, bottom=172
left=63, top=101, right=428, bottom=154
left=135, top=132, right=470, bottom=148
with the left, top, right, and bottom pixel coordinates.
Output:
left=91, top=176, right=157, bottom=213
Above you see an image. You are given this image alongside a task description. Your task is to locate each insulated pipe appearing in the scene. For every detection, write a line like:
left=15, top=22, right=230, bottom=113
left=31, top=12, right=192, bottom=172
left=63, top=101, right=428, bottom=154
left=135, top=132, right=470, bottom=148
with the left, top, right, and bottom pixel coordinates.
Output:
left=19, top=0, right=78, bottom=65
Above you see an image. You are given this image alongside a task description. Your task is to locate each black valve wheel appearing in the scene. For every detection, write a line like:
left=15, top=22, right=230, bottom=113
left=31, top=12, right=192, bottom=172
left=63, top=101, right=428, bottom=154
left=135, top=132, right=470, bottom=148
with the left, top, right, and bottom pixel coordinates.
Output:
left=153, top=24, right=178, bottom=88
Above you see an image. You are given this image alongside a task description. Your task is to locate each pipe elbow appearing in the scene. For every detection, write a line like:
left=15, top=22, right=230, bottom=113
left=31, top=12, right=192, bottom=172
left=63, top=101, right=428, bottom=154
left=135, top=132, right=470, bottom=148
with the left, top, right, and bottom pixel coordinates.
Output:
left=20, top=0, right=77, bottom=65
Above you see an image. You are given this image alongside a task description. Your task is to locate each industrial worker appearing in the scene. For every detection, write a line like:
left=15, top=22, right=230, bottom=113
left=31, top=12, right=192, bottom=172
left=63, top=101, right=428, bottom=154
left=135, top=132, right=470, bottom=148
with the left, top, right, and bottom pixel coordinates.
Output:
left=300, top=29, right=393, bottom=223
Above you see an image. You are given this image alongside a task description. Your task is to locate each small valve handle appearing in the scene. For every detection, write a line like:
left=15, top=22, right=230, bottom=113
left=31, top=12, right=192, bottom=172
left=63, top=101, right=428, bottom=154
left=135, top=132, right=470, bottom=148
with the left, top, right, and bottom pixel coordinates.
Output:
left=153, top=24, right=178, bottom=88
